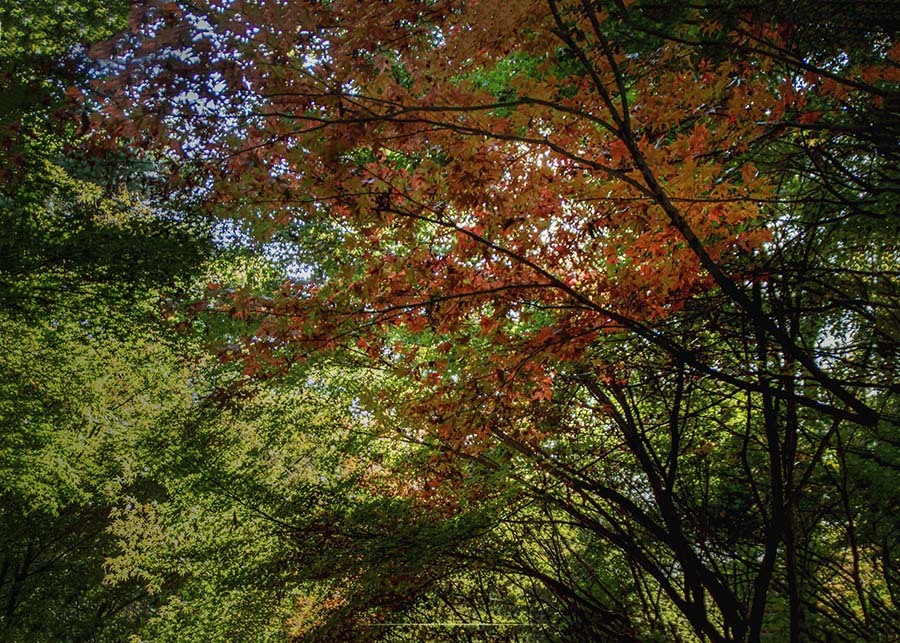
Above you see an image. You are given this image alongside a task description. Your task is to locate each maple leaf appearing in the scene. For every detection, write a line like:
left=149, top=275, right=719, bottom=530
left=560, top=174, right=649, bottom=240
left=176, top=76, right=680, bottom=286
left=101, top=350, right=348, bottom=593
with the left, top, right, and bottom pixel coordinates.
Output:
left=92, top=1, right=897, bottom=638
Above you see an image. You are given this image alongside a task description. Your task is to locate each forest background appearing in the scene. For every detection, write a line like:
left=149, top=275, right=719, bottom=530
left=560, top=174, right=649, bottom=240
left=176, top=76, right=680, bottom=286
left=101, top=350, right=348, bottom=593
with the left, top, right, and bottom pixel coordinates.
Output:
left=0, top=0, right=898, bottom=641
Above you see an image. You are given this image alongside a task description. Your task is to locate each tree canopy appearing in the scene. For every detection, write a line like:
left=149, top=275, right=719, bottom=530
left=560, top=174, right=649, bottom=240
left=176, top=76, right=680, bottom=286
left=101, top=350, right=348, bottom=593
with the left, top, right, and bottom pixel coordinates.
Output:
left=3, top=0, right=898, bottom=641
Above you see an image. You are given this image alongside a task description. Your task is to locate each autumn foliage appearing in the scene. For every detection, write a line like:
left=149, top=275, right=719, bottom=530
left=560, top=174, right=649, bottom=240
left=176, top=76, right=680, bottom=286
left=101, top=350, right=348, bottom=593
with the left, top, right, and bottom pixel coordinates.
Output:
left=87, top=1, right=900, bottom=640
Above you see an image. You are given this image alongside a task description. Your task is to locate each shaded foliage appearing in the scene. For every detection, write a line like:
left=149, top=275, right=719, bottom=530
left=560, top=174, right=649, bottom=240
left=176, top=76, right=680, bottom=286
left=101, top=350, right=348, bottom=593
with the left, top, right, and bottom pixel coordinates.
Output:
left=3, top=0, right=899, bottom=641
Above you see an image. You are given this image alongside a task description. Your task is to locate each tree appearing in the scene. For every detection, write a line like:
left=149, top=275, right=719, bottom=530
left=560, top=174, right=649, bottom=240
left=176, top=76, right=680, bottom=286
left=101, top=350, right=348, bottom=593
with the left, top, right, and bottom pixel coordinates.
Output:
left=100, top=361, right=355, bottom=643
left=93, top=1, right=899, bottom=640
left=0, top=0, right=210, bottom=319
left=0, top=315, right=205, bottom=640
left=0, top=2, right=220, bottom=637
